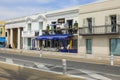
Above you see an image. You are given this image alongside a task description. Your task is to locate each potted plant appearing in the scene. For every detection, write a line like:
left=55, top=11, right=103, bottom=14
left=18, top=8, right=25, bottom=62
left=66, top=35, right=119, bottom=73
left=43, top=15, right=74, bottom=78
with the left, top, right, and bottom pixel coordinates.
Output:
left=73, top=21, right=78, bottom=34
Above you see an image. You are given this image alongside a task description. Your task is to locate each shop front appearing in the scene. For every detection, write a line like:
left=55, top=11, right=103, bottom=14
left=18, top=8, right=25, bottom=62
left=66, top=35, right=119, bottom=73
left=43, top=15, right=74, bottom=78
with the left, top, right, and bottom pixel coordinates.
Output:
left=36, top=34, right=77, bottom=53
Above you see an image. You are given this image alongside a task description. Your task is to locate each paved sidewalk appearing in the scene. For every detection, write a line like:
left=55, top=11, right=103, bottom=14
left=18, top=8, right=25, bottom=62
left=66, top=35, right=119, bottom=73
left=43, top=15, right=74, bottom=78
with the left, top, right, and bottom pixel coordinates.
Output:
left=0, top=48, right=120, bottom=66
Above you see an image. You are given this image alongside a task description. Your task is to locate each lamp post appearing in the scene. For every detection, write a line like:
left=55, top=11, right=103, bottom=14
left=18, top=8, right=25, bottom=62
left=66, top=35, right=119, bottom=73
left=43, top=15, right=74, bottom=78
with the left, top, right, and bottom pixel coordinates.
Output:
left=39, top=49, right=42, bottom=57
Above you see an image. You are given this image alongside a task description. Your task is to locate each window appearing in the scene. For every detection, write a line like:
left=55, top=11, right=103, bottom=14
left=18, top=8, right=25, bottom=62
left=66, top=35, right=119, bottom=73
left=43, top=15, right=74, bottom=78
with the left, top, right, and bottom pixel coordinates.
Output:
left=110, top=38, right=120, bottom=55
left=86, top=39, right=92, bottom=54
left=39, top=22, right=43, bottom=30
left=28, top=23, right=31, bottom=31
left=67, top=20, right=73, bottom=28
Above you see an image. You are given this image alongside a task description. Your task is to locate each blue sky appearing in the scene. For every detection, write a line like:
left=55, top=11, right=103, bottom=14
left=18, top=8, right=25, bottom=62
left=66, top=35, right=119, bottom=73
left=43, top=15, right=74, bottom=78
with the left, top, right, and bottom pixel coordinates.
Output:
left=0, top=0, right=105, bottom=20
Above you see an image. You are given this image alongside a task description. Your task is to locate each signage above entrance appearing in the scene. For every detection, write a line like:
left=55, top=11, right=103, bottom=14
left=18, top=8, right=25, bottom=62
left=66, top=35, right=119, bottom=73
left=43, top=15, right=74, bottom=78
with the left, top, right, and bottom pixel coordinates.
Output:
left=58, top=18, right=65, bottom=23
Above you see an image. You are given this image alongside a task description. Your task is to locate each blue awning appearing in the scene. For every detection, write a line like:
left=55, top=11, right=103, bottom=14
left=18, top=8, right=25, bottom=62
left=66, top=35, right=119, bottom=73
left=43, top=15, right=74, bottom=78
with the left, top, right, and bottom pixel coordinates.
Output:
left=36, top=34, right=72, bottom=40
left=0, top=37, right=6, bottom=42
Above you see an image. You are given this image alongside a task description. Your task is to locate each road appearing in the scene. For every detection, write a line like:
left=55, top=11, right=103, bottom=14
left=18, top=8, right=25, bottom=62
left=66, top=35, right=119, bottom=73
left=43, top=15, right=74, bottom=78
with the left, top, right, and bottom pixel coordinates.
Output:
left=0, top=52, right=120, bottom=80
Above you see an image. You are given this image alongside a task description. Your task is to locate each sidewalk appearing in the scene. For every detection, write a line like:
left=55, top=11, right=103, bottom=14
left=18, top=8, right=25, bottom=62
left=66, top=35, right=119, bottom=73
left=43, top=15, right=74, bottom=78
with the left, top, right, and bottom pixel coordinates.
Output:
left=0, top=48, right=120, bottom=67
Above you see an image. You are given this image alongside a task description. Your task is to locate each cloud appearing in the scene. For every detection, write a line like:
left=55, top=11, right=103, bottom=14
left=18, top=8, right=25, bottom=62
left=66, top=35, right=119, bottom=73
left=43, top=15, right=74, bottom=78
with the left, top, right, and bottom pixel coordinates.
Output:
left=0, top=6, right=54, bottom=20
left=0, top=0, right=55, bottom=4
left=0, top=0, right=104, bottom=20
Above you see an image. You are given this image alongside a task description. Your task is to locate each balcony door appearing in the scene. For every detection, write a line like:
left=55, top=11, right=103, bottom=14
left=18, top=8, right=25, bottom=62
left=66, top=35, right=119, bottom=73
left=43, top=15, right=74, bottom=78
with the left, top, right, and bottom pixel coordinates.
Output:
left=67, top=20, right=73, bottom=34
left=51, top=22, right=56, bottom=34
left=87, top=18, right=92, bottom=33
left=110, top=15, right=116, bottom=32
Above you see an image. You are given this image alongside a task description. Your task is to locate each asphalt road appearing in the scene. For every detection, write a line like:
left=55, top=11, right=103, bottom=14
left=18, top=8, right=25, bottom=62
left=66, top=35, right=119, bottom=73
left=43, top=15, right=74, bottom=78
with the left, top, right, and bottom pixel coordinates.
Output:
left=0, top=52, right=120, bottom=80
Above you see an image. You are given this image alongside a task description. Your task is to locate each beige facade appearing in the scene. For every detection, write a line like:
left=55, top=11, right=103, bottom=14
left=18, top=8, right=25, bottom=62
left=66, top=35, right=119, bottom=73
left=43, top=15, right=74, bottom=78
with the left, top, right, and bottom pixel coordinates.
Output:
left=0, top=21, right=5, bottom=37
left=78, top=0, right=120, bottom=60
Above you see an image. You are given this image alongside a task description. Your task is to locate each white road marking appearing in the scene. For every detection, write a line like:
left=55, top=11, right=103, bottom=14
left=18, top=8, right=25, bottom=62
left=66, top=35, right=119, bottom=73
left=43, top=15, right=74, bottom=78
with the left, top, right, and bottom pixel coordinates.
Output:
left=80, top=70, right=112, bottom=80
left=6, top=58, right=13, bottom=64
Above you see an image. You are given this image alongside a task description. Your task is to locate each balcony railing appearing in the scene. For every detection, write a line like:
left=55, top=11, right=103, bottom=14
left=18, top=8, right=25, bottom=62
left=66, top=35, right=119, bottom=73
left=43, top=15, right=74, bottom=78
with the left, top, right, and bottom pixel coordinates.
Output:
left=79, top=25, right=120, bottom=36
left=22, top=31, right=40, bottom=37
left=42, top=27, right=78, bottom=35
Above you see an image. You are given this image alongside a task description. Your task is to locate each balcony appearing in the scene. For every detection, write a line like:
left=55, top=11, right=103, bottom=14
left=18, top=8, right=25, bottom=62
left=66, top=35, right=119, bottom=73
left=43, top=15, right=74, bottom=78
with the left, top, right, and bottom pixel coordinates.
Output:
left=79, top=25, right=120, bottom=36
left=22, top=31, right=41, bottom=37
left=42, top=27, right=78, bottom=35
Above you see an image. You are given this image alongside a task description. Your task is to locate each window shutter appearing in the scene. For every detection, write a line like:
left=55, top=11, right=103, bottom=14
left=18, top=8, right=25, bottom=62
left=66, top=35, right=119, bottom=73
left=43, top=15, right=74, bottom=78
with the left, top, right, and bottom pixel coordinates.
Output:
left=92, top=17, right=95, bottom=26
left=83, top=18, right=86, bottom=27
left=105, top=16, right=109, bottom=25
left=117, top=14, right=120, bottom=24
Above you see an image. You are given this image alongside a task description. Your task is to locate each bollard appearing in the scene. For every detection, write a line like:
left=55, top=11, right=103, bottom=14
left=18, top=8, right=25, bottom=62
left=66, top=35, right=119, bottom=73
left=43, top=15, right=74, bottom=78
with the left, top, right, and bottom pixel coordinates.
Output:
left=110, top=54, right=114, bottom=66
left=39, top=50, right=42, bottom=57
left=62, top=59, right=67, bottom=74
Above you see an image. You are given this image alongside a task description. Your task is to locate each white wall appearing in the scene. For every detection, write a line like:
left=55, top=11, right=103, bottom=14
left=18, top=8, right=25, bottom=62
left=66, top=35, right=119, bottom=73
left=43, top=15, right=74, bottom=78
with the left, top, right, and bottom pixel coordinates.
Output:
left=6, top=22, right=25, bottom=29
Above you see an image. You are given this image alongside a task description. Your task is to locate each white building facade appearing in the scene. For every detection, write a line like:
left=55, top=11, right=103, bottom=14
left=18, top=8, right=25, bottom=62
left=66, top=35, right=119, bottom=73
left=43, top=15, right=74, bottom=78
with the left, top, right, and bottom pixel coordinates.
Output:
left=22, top=14, right=47, bottom=49
left=5, top=17, right=26, bottom=49
left=5, top=7, right=79, bottom=51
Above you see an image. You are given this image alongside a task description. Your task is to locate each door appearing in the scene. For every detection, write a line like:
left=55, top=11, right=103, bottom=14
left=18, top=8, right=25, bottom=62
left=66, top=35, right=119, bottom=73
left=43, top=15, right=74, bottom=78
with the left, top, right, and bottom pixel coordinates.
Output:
left=28, top=38, right=31, bottom=49
left=51, top=22, right=56, bottom=34
left=67, top=20, right=73, bottom=34
left=110, top=15, right=116, bottom=32
left=86, top=39, right=92, bottom=54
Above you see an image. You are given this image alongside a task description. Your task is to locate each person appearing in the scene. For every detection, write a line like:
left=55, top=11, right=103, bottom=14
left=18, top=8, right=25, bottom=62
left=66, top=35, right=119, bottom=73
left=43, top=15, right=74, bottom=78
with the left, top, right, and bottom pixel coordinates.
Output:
left=67, top=44, right=70, bottom=49
left=9, top=44, right=12, bottom=48
left=67, top=44, right=70, bottom=53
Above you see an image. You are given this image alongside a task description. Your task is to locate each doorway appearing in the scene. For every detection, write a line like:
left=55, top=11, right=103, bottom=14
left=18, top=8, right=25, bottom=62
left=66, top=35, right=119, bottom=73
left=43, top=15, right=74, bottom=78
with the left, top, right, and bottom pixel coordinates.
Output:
left=110, top=15, right=116, bottom=32
left=87, top=18, right=92, bottom=33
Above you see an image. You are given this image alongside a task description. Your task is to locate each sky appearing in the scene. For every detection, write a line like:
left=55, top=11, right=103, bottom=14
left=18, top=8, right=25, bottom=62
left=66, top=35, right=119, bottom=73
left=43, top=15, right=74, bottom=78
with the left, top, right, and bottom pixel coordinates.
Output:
left=0, top=0, right=106, bottom=20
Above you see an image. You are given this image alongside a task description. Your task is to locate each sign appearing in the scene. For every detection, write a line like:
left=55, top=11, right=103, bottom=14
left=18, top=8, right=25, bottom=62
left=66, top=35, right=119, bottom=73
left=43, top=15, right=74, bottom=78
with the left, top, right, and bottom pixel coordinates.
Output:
left=58, top=18, right=65, bottom=23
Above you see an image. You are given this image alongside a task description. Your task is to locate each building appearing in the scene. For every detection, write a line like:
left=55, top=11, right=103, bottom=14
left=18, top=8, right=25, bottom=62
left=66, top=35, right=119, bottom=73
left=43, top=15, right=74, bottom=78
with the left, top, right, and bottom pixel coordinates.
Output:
left=5, top=17, right=25, bottom=49
left=22, top=14, right=46, bottom=50
left=5, top=0, right=120, bottom=61
left=36, top=7, right=79, bottom=53
left=0, top=21, right=6, bottom=47
left=78, top=0, right=120, bottom=60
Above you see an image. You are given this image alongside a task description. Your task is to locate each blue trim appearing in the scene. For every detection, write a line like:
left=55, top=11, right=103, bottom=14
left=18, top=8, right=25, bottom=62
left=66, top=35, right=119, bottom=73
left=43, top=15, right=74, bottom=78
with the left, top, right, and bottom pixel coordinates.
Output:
left=36, top=34, right=72, bottom=40
left=0, top=37, right=6, bottom=42
left=59, top=49, right=77, bottom=53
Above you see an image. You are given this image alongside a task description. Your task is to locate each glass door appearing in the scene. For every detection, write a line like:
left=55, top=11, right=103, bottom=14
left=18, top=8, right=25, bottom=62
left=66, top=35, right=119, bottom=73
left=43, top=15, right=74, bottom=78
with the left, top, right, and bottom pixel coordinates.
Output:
left=28, top=38, right=31, bottom=49
left=86, top=39, right=92, bottom=54
left=110, top=39, right=120, bottom=55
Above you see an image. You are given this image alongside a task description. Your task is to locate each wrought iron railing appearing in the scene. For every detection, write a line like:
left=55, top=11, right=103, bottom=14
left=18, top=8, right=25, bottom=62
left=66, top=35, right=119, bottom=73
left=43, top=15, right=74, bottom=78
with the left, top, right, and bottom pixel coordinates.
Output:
left=42, top=27, right=78, bottom=35
left=79, top=25, right=120, bottom=35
